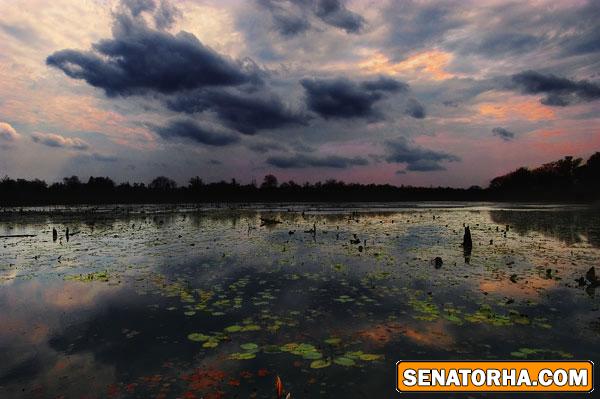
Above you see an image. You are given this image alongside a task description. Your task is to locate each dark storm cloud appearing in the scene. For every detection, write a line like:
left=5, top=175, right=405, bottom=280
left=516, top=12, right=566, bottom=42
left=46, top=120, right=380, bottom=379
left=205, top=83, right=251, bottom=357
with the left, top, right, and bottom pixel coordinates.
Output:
left=384, top=137, right=460, bottom=172
left=441, top=3, right=547, bottom=59
left=119, top=0, right=180, bottom=29
left=383, top=1, right=463, bottom=59
left=90, top=153, right=119, bottom=162
left=313, top=0, right=365, bottom=34
left=405, top=98, right=426, bottom=119
left=272, top=11, right=311, bottom=36
left=153, top=119, right=240, bottom=146
left=121, top=0, right=155, bottom=16
left=257, top=0, right=311, bottom=37
left=382, top=1, right=600, bottom=64
left=360, top=76, right=409, bottom=93
left=246, top=139, right=289, bottom=154
left=31, top=133, right=90, bottom=150
left=166, top=89, right=307, bottom=134
left=256, top=0, right=364, bottom=37
left=301, top=77, right=407, bottom=120
left=492, top=127, right=515, bottom=141
left=153, top=0, right=181, bottom=30
left=404, top=160, right=445, bottom=172
left=267, top=153, right=368, bottom=168
left=46, top=9, right=259, bottom=97
left=472, top=32, right=541, bottom=57
left=509, top=70, right=600, bottom=106
left=559, top=1, right=600, bottom=56
left=565, top=29, right=600, bottom=56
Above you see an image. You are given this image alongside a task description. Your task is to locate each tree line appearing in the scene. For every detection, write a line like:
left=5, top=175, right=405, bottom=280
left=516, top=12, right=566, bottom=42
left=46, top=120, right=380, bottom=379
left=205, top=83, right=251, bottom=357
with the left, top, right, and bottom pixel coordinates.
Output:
left=1, top=152, right=598, bottom=205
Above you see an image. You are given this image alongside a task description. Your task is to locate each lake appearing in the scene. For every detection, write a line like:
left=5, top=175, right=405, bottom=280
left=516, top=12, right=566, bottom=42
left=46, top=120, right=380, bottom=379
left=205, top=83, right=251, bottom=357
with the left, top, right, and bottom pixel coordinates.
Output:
left=1, top=203, right=599, bottom=398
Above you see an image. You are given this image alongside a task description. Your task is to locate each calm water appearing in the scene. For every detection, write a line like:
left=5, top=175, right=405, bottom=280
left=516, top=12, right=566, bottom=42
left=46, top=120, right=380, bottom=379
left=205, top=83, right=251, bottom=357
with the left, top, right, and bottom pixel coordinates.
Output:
left=1, top=203, right=599, bottom=398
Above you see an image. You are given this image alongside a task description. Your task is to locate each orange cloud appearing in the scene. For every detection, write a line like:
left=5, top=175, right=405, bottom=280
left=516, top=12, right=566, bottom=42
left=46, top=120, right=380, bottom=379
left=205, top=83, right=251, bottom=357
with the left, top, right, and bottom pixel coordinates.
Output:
left=479, top=277, right=557, bottom=300
left=403, top=322, right=456, bottom=349
left=359, top=50, right=454, bottom=80
left=478, top=100, right=555, bottom=121
left=533, top=130, right=565, bottom=138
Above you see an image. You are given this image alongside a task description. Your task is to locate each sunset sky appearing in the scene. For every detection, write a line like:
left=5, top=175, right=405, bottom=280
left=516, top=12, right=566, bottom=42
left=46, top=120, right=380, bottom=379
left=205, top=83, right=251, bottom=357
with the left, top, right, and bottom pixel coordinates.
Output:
left=0, top=0, right=599, bottom=187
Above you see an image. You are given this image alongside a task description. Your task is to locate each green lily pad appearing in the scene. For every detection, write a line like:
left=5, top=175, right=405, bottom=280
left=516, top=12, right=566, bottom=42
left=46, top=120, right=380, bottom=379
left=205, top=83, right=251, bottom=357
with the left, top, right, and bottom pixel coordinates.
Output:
left=240, top=343, right=259, bottom=351
left=229, top=352, right=256, bottom=360
left=302, top=351, right=323, bottom=360
left=202, top=340, right=219, bottom=348
left=324, top=337, right=341, bottom=345
left=242, top=324, right=261, bottom=331
left=345, top=351, right=364, bottom=359
left=225, top=325, right=242, bottom=333
left=334, top=357, right=355, bottom=366
left=310, top=359, right=331, bottom=369
left=187, top=333, right=210, bottom=342
left=359, top=353, right=382, bottom=361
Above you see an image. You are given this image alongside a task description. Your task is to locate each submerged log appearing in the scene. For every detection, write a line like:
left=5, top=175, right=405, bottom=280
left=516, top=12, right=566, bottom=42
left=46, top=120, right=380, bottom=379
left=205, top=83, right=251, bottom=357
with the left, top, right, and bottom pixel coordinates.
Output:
left=586, top=267, right=599, bottom=285
left=0, top=234, right=37, bottom=238
left=462, top=226, right=473, bottom=250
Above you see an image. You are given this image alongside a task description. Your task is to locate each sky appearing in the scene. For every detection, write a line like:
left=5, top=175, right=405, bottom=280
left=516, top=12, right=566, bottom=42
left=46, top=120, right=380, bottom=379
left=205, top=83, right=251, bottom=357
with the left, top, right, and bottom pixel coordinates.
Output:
left=0, top=0, right=599, bottom=187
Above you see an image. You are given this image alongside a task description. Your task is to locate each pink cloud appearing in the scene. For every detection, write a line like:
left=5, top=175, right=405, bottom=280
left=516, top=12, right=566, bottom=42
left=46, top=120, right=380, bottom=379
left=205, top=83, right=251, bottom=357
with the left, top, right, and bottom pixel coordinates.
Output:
left=0, top=121, right=20, bottom=141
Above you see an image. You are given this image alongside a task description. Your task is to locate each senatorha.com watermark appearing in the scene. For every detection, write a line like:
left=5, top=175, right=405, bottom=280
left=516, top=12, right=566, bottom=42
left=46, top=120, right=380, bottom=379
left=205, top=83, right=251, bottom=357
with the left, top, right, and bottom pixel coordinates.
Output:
left=396, top=360, right=594, bottom=393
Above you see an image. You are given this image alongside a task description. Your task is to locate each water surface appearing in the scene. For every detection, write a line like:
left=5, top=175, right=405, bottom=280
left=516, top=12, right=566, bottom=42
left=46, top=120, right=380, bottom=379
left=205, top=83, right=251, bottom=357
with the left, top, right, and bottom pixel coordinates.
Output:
left=1, top=203, right=599, bottom=398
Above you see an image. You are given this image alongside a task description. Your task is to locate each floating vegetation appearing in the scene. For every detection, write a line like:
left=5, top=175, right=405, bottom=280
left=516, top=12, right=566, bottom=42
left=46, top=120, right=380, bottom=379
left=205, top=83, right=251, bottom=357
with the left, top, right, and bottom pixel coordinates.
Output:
left=280, top=343, right=323, bottom=360
left=408, top=294, right=440, bottom=321
left=64, top=270, right=111, bottom=282
left=310, top=359, right=331, bottom=369
left=333, top=357, right=355, bottom=366
left=187, top=332, right=226, bottom=349
left=464, top=305, right=512, bottom=326
left=334, top=295, right=355, bottom=303
left=510, top=348, right=574, bottom=359
left=2, top=205, right=599, bottom=398
left=228, top=342, right=260, bottom=360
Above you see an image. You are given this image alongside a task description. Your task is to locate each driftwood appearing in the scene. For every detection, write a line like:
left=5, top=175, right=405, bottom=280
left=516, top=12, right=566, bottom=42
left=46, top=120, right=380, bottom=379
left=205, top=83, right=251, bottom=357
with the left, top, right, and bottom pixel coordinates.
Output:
left=0, top=234, right=37, bottom=238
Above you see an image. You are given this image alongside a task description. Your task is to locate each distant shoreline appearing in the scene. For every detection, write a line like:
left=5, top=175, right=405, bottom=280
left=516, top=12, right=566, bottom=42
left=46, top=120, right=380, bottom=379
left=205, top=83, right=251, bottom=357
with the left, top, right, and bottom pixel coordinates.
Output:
left=0, top=201, right=596, bottom=217
left=2, top=153, right=599, bottom=206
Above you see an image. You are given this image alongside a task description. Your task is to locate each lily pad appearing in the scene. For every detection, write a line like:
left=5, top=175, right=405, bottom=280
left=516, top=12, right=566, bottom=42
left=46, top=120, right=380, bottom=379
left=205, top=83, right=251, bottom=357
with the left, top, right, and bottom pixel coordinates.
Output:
left=310, top=359, right=331, bottom=369
left=324, top=337, right=341, bottom=345
left=229, top=352, right=256, bottom=360
left=225, top=325, right=243, bottom=333
left=202, top=340, right=219, bottom=348
left=302, top=351, right=323, bottom=360
left=187, top=333, right=210, bottom=342
left=359, top=353, right=382, bottom=361
left=334, top=357, right=355, bottom=366
left=240, top=343, right=259, bottom=351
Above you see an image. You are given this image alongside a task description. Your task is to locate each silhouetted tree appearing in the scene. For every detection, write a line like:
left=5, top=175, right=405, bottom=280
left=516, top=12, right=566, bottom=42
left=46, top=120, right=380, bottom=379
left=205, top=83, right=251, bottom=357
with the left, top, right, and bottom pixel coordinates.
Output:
left=1, top=152, right=599, bottom=206
left=149, top=176, right=177, bottom=191
left=189, top=176, right=203, bottom=189
left=261, top=174, right=278, bottom=189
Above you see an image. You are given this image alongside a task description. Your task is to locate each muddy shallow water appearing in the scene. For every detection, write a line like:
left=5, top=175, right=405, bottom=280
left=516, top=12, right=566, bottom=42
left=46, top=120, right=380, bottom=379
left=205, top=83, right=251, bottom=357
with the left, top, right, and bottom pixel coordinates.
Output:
left=1, top=203, right=599, bottom=398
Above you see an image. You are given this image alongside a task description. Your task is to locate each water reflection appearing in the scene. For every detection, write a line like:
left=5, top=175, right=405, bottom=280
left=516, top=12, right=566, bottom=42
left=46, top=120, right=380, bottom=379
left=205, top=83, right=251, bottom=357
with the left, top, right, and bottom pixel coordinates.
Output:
left=489, top=208, right=600, bottom=248
left=0, top=204, right=599, bottom=398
